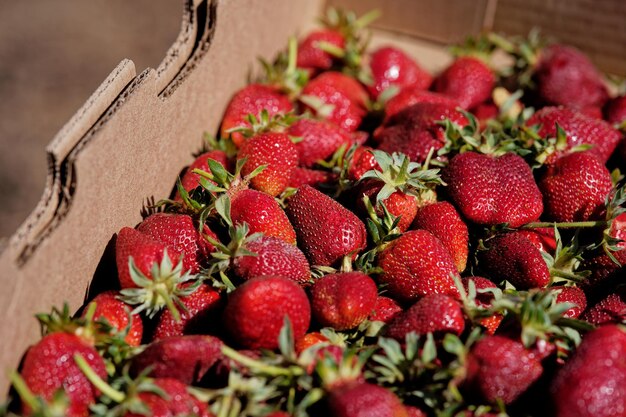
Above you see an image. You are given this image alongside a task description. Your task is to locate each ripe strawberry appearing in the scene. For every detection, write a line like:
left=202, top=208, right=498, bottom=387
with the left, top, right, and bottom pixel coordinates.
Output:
left=412, top=202, right=469, bottom=272
left=539, top=151, right=613, bottom=222
left=375, top=101, right=468, bottom=163
left=383, top=88, right=459, bottom=122
left=551, top=325, right=626, bottom=417
left=233, top=235, right=311, bottom=284
left=297, top=29, right=345, bottom=73
left=84, top=291, right=143, bottom=346
left=472, top=101, right=499, bottom=127
left=289, top=167, right=334, bottom=189
left=368, top=46, right=432, bottom=99
left=130, top=335, right=222, bottom=385
left=326, top=382, right=408, bottom=417
left=223, top=275, right=311, bottom=349
left=516, top=227, right=557, bottom=254
left=286, top=185, right=367, bottom=266
left=237, top=132, right=298, bottom=197
left=288, top=118, right=351, bottom=167
left=581, top=289, right=626, bottom=325
left=443, top=152, right=543, bottom=228
left=231, top=189, right=296, bottom=245
left=433, top=56, right=495, bottom=109
left=301, top=71, right=368, bottom=132
left=152, top=284, right=223, bottom=340
left=220, top=84, right=293, bottom=147
left=385, top=294, right=464, bottom=340
left=552, top=285, right=587, bottom=319
left=137, top=213, right=216, bottom=274
left=124, top=378, right=211, bottom=417
left=464, top=335, right=543, bottom=405
left=310, top=272, right=378, bottom=330
left=347, top=146, right=379, bottom=181
left=535, top=44, right=609, bottom=111
left=176, top=150, right=229, bottom=198
left=604, top=94, right=626, bottom=124
left=404, top=406, right=427, bottom=417
left=527, top=106, right=621, bottom=163
left=20, top=333, right=107, bottom=417
left=463, top=276, right=502, bottom=334
left=369, top=296, right=403, bottom=323
left=295, top=332, right=330, bottom=355
left=377, top=229, right=459, bottom=302
left=479, top=232, right=550, bottom=290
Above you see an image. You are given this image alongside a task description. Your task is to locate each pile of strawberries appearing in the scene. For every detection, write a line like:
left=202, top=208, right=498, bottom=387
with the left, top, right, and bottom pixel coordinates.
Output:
left=8, top=8, right=626, bottom=417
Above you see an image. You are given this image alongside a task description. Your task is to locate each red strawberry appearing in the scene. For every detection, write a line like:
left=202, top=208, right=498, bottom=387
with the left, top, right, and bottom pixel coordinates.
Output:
left=124, top=378, right=211, bottom=417
left=286, top=185, right=367, bottom=266
left=604, top=95, right=626, bottom=124
left=137, top=213, right=216, bottom=274
left=295, top=332, right=330, bottom=355
left=412, top=201, right=469, bottom=272
left=347, top=146, right=379, bottom=181
left=223, top=275, right=311, bottom=349
left=463, top=277, right=502, bottom=334
left=220, top=84, right=293, bottom=147
left=375, top=102, right=468, bottom=163
left=405, top=406, right=427, bottom=417
left=233, top=235, right=311, bottom=284
left=552, top=285, right=587, bottom=319
left=527, top=106, right=621, bottom=163
left=152, top=284, right=223, bottom=340
left=297, top=29, right=345, bottom=73
left=434, top=56, right=495, bottom=109
left=357, top=181, right=419, bottom=232
left=130, top=335, right=222, bottom=385
left=581, top=289, right=626, bottom=325
left=479, top=232, right=550, bottom=290
left=288, top=118, right=352, bottom=167
left=301, top=71, right=368, bottom=132
left=443, top=152, right=543, bottom=228
left=535, top=44, right=609, bottom=111
left=516, top=227, right=557, bottom=254
left=310, top=272, right=378, bottom=330
left=231, top=189, right=296, bottom=245
left=472, top=101, right=499, bottom=127
left=539, top=151, right=613, bottom=222
left=289, top=167, right=334, bottom=189
left=176, top=150, right=229, bottom=198
left=326, top=382, right=409, bottom=417
left=368, top=46, right=432, bottom=99
left=385, top=294, right=464, bottom=340
left=369, top=296, right=403, bottom=323
left=384, top=88, right=459, bottom=122
left=551, top=325, right=626, bottom=417
left=20, top=333, right=107, bottom=417
left=237, top=132, right=298, bottom=197
left=464, top=335, right=543, bottom=405
left=377, top=229, right=459, bottom=302
left=84, top=291, right=143, bottom=346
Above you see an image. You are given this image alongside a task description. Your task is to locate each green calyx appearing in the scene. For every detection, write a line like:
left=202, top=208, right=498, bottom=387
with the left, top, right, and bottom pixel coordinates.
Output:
left=119, top=249, right=200, bottom=322
left=542, top=228, right=591, bottom=284
left=258, top=37, right=309, bottom=99
left=9, top=372, right=69, bottom=417
left=227, top=109, right=299, bottom=139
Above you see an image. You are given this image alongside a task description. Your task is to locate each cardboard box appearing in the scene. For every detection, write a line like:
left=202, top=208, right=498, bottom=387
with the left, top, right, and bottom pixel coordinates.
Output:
left=1, top=0, right=624, bottom=394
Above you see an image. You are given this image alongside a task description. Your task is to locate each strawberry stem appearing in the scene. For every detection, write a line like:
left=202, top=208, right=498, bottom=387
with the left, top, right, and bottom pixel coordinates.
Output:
left=221, top=346, right=303, bottom=377
left=522, top=221, right=608, bottom=229
left=74, top=354, right=126, bottom=403
left=9, top=372, right=39, bottom=411
left=549, top=269, right=585, bottom=283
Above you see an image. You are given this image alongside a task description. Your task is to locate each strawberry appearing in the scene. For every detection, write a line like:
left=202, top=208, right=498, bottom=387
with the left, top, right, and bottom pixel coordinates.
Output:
left=130, top=335, right=222, bottom=385
left=405, top=407, right=427, bottom=417
left=301, top=71, right=368, bottom=132
left=479, top=232, right=550, bottom=290
left=539, top=151, right=613, bottom=222
left=137, top=213, right=217, bottom=274
left=369, top=296, right=403, bottom=323
left=19, top=333, right=107, bottom=417
left=289, top=167, right=334, bottom=189
left=443, top=152, right=543, bottom=228
left=152, top=284, right=223, bottom=340
left=347, top=146, right=379, bottom=181
left=176, top=150, right=229, bottom=199
left=124, top=378, right=211, bottom=417
left=288, top=118, right=352, bottom=167
left=310, top=272, right=378, bottom=330
left=581, top=289, right=626, bottom=325
left=231, top=189, right=296, bottom=245
left=527, top=106, right=621, bottom=163
left=604, top=94, right=626, bottom=124
left=84, top=291, right=143, bottom=346
left=412, top=201, right=469, bottom=272
left=368, top=46, right=432, bottom=99
left=516, top=227, right=557, bottom=253
left=116, top=227, right=174, bottom=289
left=383, top=88, right=459, bottom=122
left=326, top=382, right=409, bottom=417
left=297, top=29, right=345, bottom=73
left=385, top=294, right=464, bottom=341
left=220, top=84, right=293, bottom=147
left=222, top=275, right=310, bottom=349
left=295, top=332, right=330, bottom=355
left=552, top=285, right=587, bottom=319
left=232, top=235, right=311, bottom=284
left=535, top=44, right=609, bottom=111
left=237, top=131, right=298, bottom=197
left=463, top=276, right=503, bottom=334
left=375, top=102, right=468, bottom=163
left=377, top=229, right=459, bottom=302
left=286, top=185, right=367, bottom=266
left=551, top=325, right=626, bottom=417
left=433, top=56, right=495, bottom=109
left=464, top=335, right=543, bottom=405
